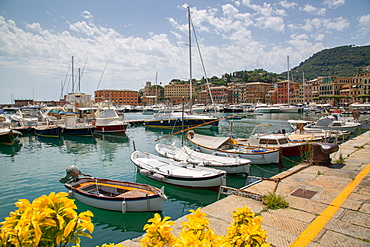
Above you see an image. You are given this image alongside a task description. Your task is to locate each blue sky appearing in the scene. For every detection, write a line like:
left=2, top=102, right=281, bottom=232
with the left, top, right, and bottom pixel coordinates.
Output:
left=0, top=0, right=369, bottom=103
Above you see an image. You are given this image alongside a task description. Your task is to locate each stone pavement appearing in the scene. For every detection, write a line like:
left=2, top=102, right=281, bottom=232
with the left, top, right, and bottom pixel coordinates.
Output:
left=120, top=131, right=370, bottom=247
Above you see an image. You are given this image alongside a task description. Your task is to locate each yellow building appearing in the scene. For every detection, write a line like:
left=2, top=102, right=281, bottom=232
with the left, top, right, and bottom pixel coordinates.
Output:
left=164, top=83, right=194, bottom=105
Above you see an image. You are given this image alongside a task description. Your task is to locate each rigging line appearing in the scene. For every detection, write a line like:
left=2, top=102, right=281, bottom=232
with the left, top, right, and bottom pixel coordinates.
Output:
left=80, top=57, right=88, bottom=82
left=60, top=61, right=71, bottom=100
left=191, top=19, right=215, bottom=109
left=96, top=60, right=109, bottom=90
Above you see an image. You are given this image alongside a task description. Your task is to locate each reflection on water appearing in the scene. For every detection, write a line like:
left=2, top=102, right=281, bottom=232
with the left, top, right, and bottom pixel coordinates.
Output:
left=94, top=133, right=130, bottom=144
left=0, top=141, right=22, bottom=159
left=36, top=135, right=64, bottom=147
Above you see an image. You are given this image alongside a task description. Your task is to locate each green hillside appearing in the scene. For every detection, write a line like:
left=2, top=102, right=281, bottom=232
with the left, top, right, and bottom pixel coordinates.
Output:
left=168, top=45, right=370, bottom=88
left=283, top=45, right=370, bottom=82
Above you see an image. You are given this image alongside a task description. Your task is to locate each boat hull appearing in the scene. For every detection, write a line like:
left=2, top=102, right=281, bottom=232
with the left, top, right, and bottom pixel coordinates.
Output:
left=280, top=144, right=310, bottom=157
left=34, top=126, right=60, bottom=137
left=0, top=129, right=21, bottom=145
left=130, top=151, right=227, bottom=189
left=197, top=146, right=280, bottom=165
left=69, top=190, right=165, bottom=212
left=61, top=127, right=95, bottom=136
left=145, top=118, right=218, bottom=129
left=309, top=125, right=358, bottom=133
left=94, top=124, right=127, bottom=134
left=65, top=178, right=166, bottom=213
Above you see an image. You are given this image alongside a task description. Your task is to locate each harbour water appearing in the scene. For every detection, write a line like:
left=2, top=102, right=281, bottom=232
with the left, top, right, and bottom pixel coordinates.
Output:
left=0, top=112, right=359, bottom=246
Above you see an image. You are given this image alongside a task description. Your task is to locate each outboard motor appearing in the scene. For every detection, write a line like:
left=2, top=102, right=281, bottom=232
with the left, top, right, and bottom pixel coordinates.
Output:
left=310, top=142, right=339, bottom=166
left=60, top=165, right=87, bottom=183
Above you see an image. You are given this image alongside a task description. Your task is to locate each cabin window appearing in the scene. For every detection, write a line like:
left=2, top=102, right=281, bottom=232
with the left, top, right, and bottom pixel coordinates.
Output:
left=260, top=139, right=278, bottom=145
left=279, top=138, right=289, bottom=144
left=260, top=139, right=269, bottom=144
left=267, top=139, right=278, bottom=145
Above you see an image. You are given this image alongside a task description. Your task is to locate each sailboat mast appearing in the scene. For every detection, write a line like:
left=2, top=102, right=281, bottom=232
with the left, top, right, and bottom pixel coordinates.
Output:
left=188, top=6, right=192, bottom=101
left=155, top=72, right=158, bottom=105
left=78, top=68, right=81, bottom=92
left=72, top=56, right=74, bottom=93
left=287, top=55, right=290, bottom=105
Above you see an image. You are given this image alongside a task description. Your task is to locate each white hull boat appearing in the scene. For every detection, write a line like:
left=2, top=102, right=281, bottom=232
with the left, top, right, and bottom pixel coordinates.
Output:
left=186, top=131, right=281, bottom=165
left=155, top=143, right=251, bottom=174
left=61, top=166, right=166, bottom=213
left=130, top=150, right=227, bottom=189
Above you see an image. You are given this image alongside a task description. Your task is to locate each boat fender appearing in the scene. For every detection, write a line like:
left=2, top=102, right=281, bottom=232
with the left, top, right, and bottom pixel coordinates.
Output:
left=140, top=169, right=151, bottom=177
left=160, top=186, right=168, bottom=200
left=67, top=190, right=73, bottom=198
left=153, top=173, right=165, bottom=182
left=121, top=201, right=127, bottom=214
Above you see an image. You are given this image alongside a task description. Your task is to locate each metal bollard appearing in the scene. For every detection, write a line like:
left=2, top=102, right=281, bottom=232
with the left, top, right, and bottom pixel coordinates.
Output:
left=310, top=142, right=339, bottom=166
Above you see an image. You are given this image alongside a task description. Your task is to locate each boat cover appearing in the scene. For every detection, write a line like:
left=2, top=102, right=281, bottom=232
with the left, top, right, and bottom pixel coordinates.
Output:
left=188, top=132, right=232, bottom=149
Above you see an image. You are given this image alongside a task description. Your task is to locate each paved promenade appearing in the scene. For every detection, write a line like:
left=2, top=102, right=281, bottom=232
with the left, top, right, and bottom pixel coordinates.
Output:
left=121, top=131, right=370, bottom=247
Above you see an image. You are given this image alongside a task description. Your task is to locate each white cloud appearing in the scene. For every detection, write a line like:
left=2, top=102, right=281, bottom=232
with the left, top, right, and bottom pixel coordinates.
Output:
left=222, top=4, right=239, bottom=16
left=313, top=33, right=325, bottom=41
left=279, top=0, right=298, bottom=9
left=324, top=0, right=345, bottom=9
left=256, top=16, right=285, bottom=32
left=294, top=17, right=349, bottom=32
left=69, top=21, right=99, bottom=36
left=359, top=14, right=370, bottom=28
left=301, top=4, right=326, bottom=16
left=323, top=17, right=349, bottom=31
left=357, top=14, right=370, bottom=40
left=81, top=10, right=93, bottom=20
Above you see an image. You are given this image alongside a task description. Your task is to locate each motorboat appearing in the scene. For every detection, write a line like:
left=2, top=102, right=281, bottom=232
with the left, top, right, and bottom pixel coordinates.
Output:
left=235, top=124, right=310, bottom=158
left=9, top=106, right=46, bottom=133
left=144, top=110, right=219, bottom=129
left=155, top=143, right=251, bottom=174
left=130, top=150, right=227, bottom=189
left=223, top=105, right=244, bottom=113
left=59, top=112, right=95, bottom=136
left=287, top=120, right=350, bottom=143
left=0, top=111, right=22, bottom=145
left=186, top=131, right=281, bottom=165
left=60, top=165, right=167, bottom=213
left=34, top=125, right=61, bottom=137
left=277, top=104, right=301, bottom=113
left=0, top=128, right=22, bottom=145
left=254, top=103, right=280, bottom=113
left=93, top=107, right=127, bottom=134
left=305, top=114, right=361, bottom=133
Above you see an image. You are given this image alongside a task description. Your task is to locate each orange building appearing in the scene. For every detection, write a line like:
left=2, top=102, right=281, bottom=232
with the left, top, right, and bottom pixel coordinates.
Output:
left=94, top=89, right=138, bottom=106
left=276, top=80, right=302, bottom=104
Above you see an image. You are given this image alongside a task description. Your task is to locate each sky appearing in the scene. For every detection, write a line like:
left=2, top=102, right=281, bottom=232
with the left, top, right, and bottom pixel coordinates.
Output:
left=0, top=0, right=369, bottom=104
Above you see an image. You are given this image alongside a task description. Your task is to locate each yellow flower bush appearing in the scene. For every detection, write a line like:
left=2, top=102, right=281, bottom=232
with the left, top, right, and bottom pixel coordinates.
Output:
left=1, top=193, right=269, bottom=247
left=0, top=192, right=94, bottom=247
left=139, top=206, right=270, bottom=247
